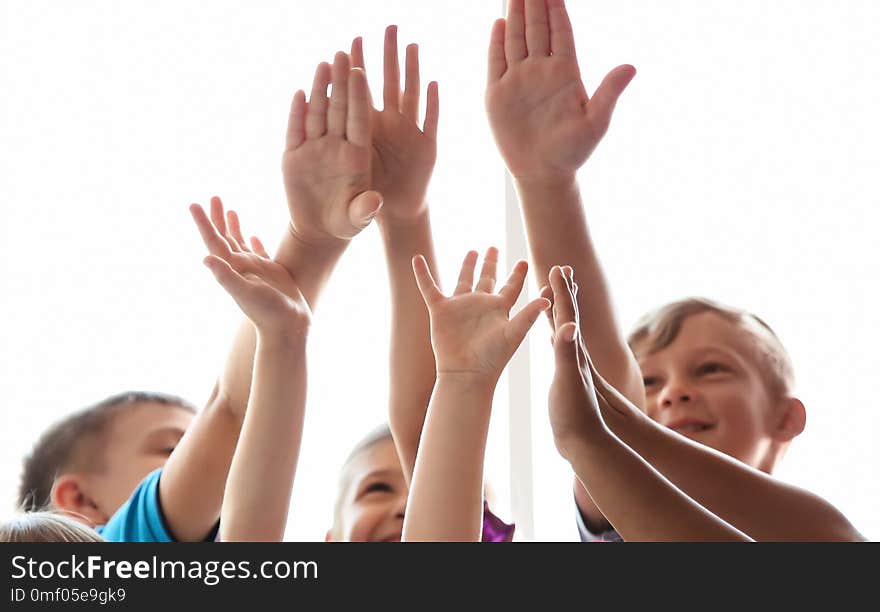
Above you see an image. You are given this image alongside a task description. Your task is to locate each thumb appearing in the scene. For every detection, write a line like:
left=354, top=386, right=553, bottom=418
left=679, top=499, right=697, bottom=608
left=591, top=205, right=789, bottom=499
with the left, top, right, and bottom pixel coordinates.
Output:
left=347, top=190, right=383, bottom=233
left=588, top=64, right=636, bottom=131
left=552, top=321, right=581, bottom=377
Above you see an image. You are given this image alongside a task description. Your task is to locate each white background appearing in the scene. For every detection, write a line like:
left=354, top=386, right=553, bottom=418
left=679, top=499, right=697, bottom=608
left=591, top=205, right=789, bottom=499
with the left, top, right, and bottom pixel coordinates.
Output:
left=2, top=0, right=878, bottom=541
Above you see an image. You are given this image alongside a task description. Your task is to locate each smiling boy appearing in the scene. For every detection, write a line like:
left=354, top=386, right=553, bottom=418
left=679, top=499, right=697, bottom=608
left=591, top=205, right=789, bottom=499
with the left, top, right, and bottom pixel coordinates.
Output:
left=636, top=299, right=802, bottom=472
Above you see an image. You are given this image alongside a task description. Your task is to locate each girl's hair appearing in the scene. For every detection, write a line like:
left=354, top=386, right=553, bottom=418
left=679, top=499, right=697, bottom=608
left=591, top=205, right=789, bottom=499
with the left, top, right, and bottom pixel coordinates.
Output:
left=330, top=424, right=394, bottom=539
left=0, top=511, right=105, bottom=542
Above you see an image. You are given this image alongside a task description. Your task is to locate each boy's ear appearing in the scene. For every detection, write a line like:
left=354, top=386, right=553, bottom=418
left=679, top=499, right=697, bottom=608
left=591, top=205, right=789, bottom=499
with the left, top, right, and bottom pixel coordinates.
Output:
left=773, top=397, right=806, bottom=442
left=51, top=475, right=108, bottom=527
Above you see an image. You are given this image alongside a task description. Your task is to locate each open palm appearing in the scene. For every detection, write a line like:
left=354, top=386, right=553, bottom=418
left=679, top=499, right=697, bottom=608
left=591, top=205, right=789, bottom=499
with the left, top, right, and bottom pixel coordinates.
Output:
left=485, top=0, right=635, bottom=182
left=191, top=198, right=311, bottom=335
left=413, top=248, right=549, bottom=382
left=350, top=28, right=439, bottom=220
left=282, top=53, right=382, bottom=243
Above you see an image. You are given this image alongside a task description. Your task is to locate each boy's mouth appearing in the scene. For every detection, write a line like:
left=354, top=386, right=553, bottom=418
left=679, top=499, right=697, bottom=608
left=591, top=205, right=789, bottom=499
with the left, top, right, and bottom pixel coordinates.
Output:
left=665, top=418, right=714, bottom=436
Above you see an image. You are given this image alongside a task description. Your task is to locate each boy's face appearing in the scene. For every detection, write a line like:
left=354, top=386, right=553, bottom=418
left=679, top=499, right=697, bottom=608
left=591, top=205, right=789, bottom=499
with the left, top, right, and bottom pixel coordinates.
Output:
left=86, top=402, right=193, bottom=519
left=635, top=312, right=788, bottom=472
left=333, top=437, right=408, bottom=542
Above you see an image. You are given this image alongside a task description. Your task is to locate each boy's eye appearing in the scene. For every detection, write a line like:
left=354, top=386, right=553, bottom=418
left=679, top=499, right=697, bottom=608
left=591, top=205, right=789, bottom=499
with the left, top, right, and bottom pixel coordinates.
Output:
left=364, top=482, right=392, bottom=495
left=697, top=362, right=727, bottom=375
left=643, top=376, right=660, bottom=389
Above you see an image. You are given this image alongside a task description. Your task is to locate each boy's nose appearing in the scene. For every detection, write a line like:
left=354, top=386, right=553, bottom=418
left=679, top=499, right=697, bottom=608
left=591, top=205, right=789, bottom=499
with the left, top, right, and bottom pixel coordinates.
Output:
left=658, top=382, right=693, bottom=409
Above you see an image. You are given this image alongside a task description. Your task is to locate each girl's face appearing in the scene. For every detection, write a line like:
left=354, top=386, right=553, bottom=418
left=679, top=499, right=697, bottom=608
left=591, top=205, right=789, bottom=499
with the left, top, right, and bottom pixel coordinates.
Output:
left=332, top=438, right=408, bottom=542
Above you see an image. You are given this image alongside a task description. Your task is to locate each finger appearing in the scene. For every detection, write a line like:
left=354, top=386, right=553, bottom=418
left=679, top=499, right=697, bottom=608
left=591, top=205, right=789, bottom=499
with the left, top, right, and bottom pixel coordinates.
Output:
left=328, top=52, right=351, bottom=137
left=475, top=246, right=499, bottom=293
left=209, top=196, right=228, bottom=236
left=347, top=67, right=371, bottom=146
left=548, top=0, right=577, bottom=58
left=350, top=36, right=366, bottom=70
left=525, top=0, right=551, bottom=57
left=383, top=25, right=401, bottom=112
left=588, top=64, right=637, bottom=132
left=549, top=266, right=578, bottom=341
left=505, top=0, right=527, bottom=63
left=539, top=284, right=555, bottom=330
left=401, top=43, right=420, bottom=122
left=552, top=317, right=581, bottom=380
left=285, top=90, right=307, bottom=150
left=305, top=62, right=332, bottom=139
left=190, top=204, right=232, bottom=258
left=412, top=254, right=443, bottom=306
left=349, top=36, right=375, bottom=108
left=423, top=81, right=439, bottom=140
left=507, top=297, right=552, bottom=351
left=226, top=210, right=251, bottom=253
left=498, top=259, right=529, bottom=309
left=487, top=18, right=507, bottom=83
left=250, top=236, right=270, bottom=259
left=454, top=250, right=479, bottom=296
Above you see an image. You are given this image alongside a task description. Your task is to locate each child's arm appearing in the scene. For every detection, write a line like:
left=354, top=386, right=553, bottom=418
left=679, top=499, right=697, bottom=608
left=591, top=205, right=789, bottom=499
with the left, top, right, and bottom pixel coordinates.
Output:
left=586, top=368, right=864, bottom=541
left=403, top=251, right=550, bottom=541
left=485, top=0, right=640, bottom=533
left=548, top=267, right=750, bottom=541
left=348, top=29, right=441, bottom=485
left=189, top=219, right=311, bottom=542
left=485, top=0, right=641, bottom=406
left=157, top=58, right=378, bottom=541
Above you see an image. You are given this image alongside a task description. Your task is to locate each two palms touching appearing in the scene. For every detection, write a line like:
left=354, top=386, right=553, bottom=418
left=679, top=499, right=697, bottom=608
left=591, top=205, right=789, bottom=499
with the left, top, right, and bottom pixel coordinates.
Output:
left=191, top=197, right=311, bottom=336
left=485, top=0, right=635, bottom=182
left=412, top=248, right=550, bottom=383
left=281, top=52, right=379, bottom=243
left=281, top=26, right=439, bottom=246
left=351, top=29, right=439, bottom=221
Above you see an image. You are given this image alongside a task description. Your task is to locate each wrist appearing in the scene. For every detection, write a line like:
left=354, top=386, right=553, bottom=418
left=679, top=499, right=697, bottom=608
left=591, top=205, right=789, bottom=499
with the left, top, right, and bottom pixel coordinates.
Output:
left=513, top=174, right=579, bottom=196
left=255, top=325, right=309, bottom=352
left=376, top=206, right=431, bottom=234
left=275, top=223, right=348, bottom=281
left=435, top=371, right=497, bottom=401
left=282, top=222, right=350, bottom=256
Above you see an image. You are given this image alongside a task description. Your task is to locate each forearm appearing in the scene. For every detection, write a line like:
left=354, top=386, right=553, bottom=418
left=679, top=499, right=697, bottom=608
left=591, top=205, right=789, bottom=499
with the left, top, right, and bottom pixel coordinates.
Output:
left=157, top=388, right=242, bottom=541
left=163, top=225, right=343, bottom=541
left=379, top=211, right=439, bottom=485
left=515, top=177, right=644, bottom=406
left=275, top=225, right=348, bottom=313
left=600, top=396, right=863, bottom=541
left=403, top=375, right=494, bottom=542
left=566, top=431, right=751, bottom=541
left=220, top=336, right=307, bottom=542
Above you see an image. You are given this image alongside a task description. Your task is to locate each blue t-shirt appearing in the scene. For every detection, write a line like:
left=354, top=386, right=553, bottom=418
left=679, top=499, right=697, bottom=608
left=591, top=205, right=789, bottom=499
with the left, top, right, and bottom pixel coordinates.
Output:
left=96, top=468, right=174, bottom=542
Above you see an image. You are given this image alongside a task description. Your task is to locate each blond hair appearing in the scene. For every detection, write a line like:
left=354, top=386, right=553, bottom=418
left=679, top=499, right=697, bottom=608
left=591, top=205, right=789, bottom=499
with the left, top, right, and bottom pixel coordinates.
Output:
left=628, top=297, right=795, bottom=397
left=0, top=511, right=104, bottom=542
left=330, top=424, right=394, bottom=540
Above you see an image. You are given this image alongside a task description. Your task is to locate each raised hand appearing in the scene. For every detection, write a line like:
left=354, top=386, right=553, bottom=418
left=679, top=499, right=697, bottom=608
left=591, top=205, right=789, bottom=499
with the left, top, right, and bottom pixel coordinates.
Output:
left=412, top=247, right=549, bottom=383
left=191, top=197, right=311, bottom=337
left=485, top=0, right=635, bottom=183
left=350, top=27, right=439, bottom=221
left=282, top=53, right=382, bottom=244
left=544, top=265, right=611, bottom=458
